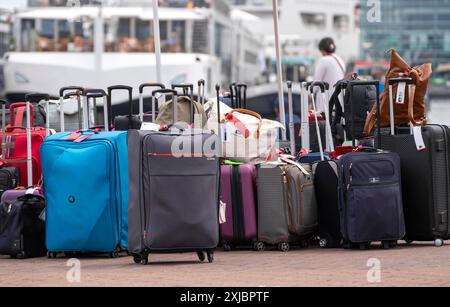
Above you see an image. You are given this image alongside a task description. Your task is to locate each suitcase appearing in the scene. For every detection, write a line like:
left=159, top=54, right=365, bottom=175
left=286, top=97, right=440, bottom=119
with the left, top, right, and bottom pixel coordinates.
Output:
left=376, top=77, right=450, bottom=247
left=110, top=85, right=142, bottom=131
left=128, top=88, right=220, bottom=265
left=1, top=94, right=50, bottom=186
left=0, top=193, right=46, bottom=259
left=255, top=81, right=318, bottom=252
left=337, top=80, right=405, bottom=249
left=42, top=89, right=128, bottom=258
left=57, top=86, right=84, bottom=132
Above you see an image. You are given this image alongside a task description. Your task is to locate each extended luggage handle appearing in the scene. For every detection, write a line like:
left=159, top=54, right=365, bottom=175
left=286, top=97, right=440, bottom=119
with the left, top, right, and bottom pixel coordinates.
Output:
left=171, top=84, right=195, bottom=124
left=108, top=85, right=134, bottom=129
left=59, top=86, right=84, bottom=132
left=387, top=77, right=418, bottom=131
left=139, top=83, right=165, bottom=123
left=348, top=80, right=381, bottom=148
left=1, top=99, right=7, bottom=159
left=152, top=89, right=178, bottom=125
left=286, top=81, right=296, bottom=155
left=25, top=93, right=51, bottom=137
left=82, top=89, right=110, bottom=132
left=215, top=84, right=222, bottom=157
left=198, top=79, right=206, bottom=105
left=307, top=81, right=330, bottom=93
left=235, top=83, right=248, bottom=109
left=9, top=103, right=34, bottom=128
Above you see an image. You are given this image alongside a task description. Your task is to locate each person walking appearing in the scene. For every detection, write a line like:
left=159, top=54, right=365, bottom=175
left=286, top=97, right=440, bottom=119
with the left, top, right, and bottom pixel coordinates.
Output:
left=314, top=37, right=346, bottom=112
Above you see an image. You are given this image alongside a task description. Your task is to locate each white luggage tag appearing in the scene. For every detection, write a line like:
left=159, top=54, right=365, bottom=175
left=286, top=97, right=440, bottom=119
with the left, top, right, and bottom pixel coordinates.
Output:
left=140, top=122, right=161, bottom=131
left=219, top=200, right=227, bottom=224
left=396, top=82, right=406, bottom=104
left=413, top=126, right=426, bottom=151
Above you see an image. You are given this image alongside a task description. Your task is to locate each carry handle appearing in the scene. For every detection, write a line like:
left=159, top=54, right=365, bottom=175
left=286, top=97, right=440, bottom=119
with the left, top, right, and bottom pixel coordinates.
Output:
left=287, top=81, right=295, bottom=155
left=10, top=103, right=34, bottom=128
left=152, top=89, right=178, bottom=125
left=25, top=93, right=50, bottom=104
left=108, top=85, right=134, bottom=119
left=308, top=81, right=329, bottom=93
left=348, top=80, right=381, bottom=147
left=60, top=86, right=84, bottom=132
left=139, top=83, right=165, bottom=123
left=82, top=89, right=110, bottom=131
left=389, top=77, right=413, bottom=85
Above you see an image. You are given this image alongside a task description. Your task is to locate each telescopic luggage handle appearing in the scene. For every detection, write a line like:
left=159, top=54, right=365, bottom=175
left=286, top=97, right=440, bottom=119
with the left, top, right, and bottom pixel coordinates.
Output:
left=286, top=81, right=295, bottom=155
left=108, top=85, right=134, bottom=124
left=139, top=83, right=165, bottom=123
left=25, top=93, right=51, bottom=137
left=387, top=77, right=413, bottom=138
left=215, top=84, right=222, bottom=157
left=9, top=103, right=35, bottom=128
left=82, top=89, right=110, bottom=132
left=198, top=79, right=205, bottom=105
left=152, top=89, right=178, bottom=125
left=348, top=80, right=381, bottom=147
left=308, top=81, right=330, bottom=93
left=59, top=86, right=84, bottom=132
left=1, top=99, right=7, bottom=159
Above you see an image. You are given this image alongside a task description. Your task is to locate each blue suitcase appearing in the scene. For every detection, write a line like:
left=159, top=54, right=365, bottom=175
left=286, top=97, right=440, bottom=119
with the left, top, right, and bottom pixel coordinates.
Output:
left=41, top=89, right=128, bottom=258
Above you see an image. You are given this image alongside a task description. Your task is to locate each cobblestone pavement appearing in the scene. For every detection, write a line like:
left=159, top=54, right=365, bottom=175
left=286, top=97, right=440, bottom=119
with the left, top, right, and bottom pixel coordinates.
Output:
left=1, top=242, right=449, bottom=287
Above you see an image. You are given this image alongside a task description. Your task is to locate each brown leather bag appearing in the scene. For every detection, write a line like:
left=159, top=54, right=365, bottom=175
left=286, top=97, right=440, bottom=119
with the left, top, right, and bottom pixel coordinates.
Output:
left=364, top=49, right=432, bottom=135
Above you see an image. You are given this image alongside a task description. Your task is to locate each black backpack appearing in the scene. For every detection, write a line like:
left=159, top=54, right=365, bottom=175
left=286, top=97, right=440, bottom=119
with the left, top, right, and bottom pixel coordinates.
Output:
left=329, top=75, right=377, bottom=146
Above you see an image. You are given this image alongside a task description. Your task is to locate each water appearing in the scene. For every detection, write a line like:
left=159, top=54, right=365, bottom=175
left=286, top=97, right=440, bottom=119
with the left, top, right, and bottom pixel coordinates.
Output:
left=428, top=98, right=450, bottom=125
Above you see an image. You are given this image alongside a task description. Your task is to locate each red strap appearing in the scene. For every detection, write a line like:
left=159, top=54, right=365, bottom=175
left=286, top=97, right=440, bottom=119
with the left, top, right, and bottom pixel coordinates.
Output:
left=15, top=107, right=25, bottom=127
left=67, top=131, right=82, bottom=141
left=224, top=113, right=250, bottom=138
left=73, top=134, right=94, bottom=143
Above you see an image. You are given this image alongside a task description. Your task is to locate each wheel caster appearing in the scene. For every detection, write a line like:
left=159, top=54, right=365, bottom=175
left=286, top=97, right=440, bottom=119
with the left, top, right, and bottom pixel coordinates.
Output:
left=141, top=257, right=149, bottom=265
left=223, top=244, right=232, bottom=252
left=207, top=251, right=214, bottom=263
left=278, top=242, right=290, bottom=252
left=255, top=242, right=265, bottom=252
left=382, top=241, right=391, bottom=249
left=109, top=250, right=119, bottom=258
left=434, top=239, right=444, bottom=247
left=197, top=251, right=206, bottom=262
left=14, top=252, right=26, bottom=259
left=133, top=256, right=141, bottom=264
left=47, top=252, right=58, bottom=259
left=319, top=238, right=328, bottom=248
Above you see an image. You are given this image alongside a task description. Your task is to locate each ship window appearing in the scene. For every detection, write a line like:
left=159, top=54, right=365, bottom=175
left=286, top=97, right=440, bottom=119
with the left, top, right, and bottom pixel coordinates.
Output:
left=333, top=15, right=349, bottom=32
left=118, top=18, right=131, bottom=38
left=301, top=13, right=326, bottom=29
left=39, top=19, right=55, bottom=39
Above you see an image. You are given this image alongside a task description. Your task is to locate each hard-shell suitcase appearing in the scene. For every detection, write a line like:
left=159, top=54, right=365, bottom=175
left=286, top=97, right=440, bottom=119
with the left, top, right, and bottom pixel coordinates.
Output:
left=128, top=88, right=220, bottom=265
left=42, top=89, right=128, bottom=258
left=255, top=81, right=318, bottom=252
left=377, top=77, right=450, bottom=247
left=0, top=193, right=46, bottom=259
left=1, top=94, right=51, bottom=186
left=110, top=85, right=142, bottom=131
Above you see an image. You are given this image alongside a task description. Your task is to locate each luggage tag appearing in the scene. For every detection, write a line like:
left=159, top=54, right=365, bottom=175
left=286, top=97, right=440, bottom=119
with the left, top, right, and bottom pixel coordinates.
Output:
left=413, top=126, right=426, bottom=151
left=219, top=200, right=226, bottom=224
left=396, top=82, right=406, bottom=104
left=140, top=122, right=161, bottom=131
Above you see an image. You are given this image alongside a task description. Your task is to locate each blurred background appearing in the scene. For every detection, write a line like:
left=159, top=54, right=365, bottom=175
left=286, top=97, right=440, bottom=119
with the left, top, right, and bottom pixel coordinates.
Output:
left=0, top=0, right=449, bottom=123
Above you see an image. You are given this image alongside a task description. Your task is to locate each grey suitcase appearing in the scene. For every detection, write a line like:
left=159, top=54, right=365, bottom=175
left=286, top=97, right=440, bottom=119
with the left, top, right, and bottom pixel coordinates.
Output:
left=127, top=89, right=220, bottom=265
left=255, top=81, right=318, bottom=252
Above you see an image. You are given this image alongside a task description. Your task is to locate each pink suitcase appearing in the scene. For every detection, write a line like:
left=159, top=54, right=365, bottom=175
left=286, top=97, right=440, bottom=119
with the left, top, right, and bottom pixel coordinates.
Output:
left=220, top=163, right=258, bottom=251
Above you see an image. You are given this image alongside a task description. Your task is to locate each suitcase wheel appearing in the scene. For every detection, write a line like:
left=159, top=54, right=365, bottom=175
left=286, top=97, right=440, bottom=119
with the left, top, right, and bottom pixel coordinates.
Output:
left=221, top=241, right=232, bottom=252
left=133, top=256, right=142, bottom=264
left=109, top=250, right=120, bottom=259
left=434, top=239, right=444, bottom=247
left=278, top=242, right=290, bottom=252
left=254, top=242, right=265, bottom=252
left=12, top=251, right=26, bottom=259
left=197, top=251, right=206, bottom=262
left=319, top=238, right=328, bottom=248
left=47, top=251, right=58, bottom=259
left=140, top=256, right=149, bottom=265
left=206, top=251, right=214, bottom=263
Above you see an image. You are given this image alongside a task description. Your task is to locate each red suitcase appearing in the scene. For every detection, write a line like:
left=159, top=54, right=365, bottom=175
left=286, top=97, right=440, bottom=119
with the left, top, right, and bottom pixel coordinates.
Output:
left=1, top=95, right=50, bottom=187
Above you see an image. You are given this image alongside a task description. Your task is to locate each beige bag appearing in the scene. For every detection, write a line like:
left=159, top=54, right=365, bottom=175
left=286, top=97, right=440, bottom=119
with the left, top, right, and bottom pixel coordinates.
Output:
left=205, top=99, right=285, bottom=164
left=156, top=96, right=207, bottom=128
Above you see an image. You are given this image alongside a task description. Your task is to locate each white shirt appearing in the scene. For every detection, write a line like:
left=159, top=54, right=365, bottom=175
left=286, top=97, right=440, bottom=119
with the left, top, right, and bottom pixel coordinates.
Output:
left=313, top=54, right=346, bottom=112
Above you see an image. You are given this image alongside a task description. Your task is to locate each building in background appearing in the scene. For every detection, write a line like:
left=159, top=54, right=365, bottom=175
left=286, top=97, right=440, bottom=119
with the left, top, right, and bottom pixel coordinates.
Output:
left=230, top=0, right=360, bottom=82
left=360, top=0, right=450, bottom=68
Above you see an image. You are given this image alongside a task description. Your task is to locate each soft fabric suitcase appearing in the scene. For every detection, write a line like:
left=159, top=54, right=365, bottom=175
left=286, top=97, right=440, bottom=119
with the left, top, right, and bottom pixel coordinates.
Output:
left=1, top=94, right=51, bottom=186
left=376, top=77, right=450, bottom=247
left=128, top=89, right=220, bottom=265
left=220, top=163, right=258, bottom=251
left=42, top=89, right=128, bottom=258
left=110, top=85, right=142, bottom=131
left=0, top=193, right=46, bottom=259
left=0, top=166, right=20, bottom=198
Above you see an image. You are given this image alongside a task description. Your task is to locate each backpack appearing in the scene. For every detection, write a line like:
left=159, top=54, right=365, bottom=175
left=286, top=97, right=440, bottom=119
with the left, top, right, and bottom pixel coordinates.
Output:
left=329, top=75, right=377, bottom=146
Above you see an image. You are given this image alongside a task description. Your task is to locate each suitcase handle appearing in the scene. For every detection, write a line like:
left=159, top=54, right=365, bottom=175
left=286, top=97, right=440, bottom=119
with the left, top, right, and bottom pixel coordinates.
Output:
left=308, top=81, right=329, bottom=93
left=348, top=80, right=381, bottom=148
left=9, top=103, right=34, bottom=128
left=286, top=81, right=296, bottom=155
left=389, top=77, right=413, bottom=85
left=215, top=84, right=222, bottom=157
left=108, top=85, right=134, bottom=124
left=152, top=89, right=178, bottom=125
left=82, top=89, right=110, bottom=131
left=138, top=83, right=165, bottom=123
left=59, top=87, right=84, bottom=132
left=235, top=83, right=248, bottom=109
left=59, top=86, right=84, bottom=97
left=25, top=93, right=50, bottom=103
left=197, top=79, right=206, bottom=106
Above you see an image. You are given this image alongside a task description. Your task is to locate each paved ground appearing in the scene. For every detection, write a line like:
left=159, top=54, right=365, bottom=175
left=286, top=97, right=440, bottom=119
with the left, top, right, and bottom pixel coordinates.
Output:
left=1, top=242, right=449, bottom=287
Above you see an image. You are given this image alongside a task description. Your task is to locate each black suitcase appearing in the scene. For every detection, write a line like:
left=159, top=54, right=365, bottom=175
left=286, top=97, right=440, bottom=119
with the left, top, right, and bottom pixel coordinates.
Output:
left=376, top=77, right=450, bottom=247
left=109, top=85, right=142, bottom=131
left=0, top=193, right=46, bottom=258
left=0, top=167, right=20, bottom=198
